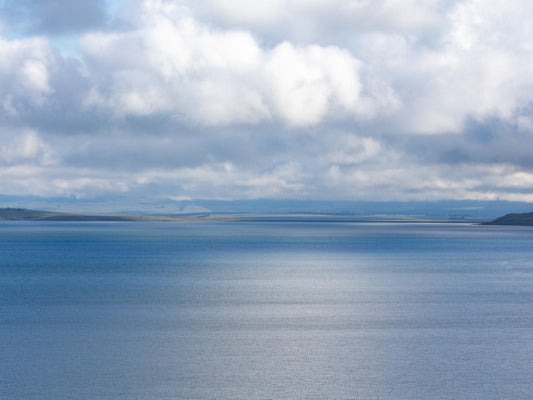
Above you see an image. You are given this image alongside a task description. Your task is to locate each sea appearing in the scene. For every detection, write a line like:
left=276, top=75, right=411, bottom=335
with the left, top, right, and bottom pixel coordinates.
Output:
left=1, top=221, right=533, bottom=399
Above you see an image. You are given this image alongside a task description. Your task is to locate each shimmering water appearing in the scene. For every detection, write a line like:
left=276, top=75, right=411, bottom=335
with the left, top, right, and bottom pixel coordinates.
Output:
left=1, top=221, right=533, bottom=399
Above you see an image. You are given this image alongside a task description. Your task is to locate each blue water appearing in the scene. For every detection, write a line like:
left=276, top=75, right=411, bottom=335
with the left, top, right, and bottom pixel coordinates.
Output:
left=1, top=221, right=533, bottom=399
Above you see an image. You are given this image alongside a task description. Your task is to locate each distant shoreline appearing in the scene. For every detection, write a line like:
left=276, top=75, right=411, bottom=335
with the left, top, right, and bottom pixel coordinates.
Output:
left=0, top=207, right=489, bottom=223
left=3, top=207, right=532, bottom=225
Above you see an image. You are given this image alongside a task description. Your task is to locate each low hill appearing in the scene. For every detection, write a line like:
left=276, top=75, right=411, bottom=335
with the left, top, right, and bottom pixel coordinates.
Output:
left=0, top=208, right=193, bottom=221
left=484, top=212, right=533, bottom=226
left=0, top=208, right=56, bottom=220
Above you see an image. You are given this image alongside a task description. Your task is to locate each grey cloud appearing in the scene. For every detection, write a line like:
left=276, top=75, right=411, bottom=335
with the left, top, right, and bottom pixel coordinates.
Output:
left=187, top=0, right=461, bottom=48
left=388, top=119, right=533, bottom=170
left=0, top=0, right=108, bottom=35
left=1, top=0, right=533, bottom=205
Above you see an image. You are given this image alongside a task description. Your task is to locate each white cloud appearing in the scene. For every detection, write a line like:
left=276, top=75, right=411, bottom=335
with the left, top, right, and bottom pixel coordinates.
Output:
left=400, top=0, right=533, bottom=133
left=0, top=129, right=56, bottom=166
left=319, top=134, right=383, bottom=165
left=80, top=4, right=387, bottom=126
left=0, top=36, right=55, bottom=110
left=265, top=42, right=363, bottom=126
left=0, top=0, right=533, bottom=205
left=193, top=0, right=453, bottom=36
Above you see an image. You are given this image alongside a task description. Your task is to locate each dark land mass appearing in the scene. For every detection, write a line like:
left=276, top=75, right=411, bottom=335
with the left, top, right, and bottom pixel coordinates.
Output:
left=0, top=208, right=197, bottom=221
left=484, top=212, right=533, bottom=226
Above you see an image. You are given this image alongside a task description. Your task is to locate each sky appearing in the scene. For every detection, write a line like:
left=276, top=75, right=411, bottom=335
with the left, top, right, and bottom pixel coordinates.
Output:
left=0, top=0, right=533, bottom=212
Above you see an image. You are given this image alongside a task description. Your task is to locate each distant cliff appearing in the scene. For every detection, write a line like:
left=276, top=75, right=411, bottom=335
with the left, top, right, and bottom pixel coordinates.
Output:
left=484, top=212, right=533, bottom=226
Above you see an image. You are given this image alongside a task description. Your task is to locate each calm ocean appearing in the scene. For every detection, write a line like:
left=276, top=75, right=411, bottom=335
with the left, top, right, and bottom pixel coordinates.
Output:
left=1, top=221, right=533, bottom=399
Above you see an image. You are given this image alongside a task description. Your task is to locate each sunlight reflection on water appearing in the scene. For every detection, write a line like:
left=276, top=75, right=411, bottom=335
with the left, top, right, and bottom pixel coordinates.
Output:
left=1, top=222, right=533, bottom=399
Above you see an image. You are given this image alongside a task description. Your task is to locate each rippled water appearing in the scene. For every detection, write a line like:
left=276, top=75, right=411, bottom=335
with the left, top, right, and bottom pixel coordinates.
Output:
left=1, top=221, right=533, bottom=399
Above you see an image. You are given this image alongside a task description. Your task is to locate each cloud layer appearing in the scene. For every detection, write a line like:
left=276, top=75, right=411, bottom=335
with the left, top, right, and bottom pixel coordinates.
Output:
left=1, top=0, right=533, bottom=207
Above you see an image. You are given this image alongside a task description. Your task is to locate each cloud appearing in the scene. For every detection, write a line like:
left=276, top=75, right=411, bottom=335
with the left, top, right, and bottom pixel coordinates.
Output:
left=0, top=36, right=55, bottom=112
left=191, top=0, right=456, bottom=42
left=80, top=8, right=388, bottom=127
left=0, top=0, right=532, bottom=206
left=0, top=0, right=108, bottom=35
left=391, top=0, right=533, bottom=134
left=0, top=129, right=55, bottom=166
left=265, top=42, right=363, bottom=125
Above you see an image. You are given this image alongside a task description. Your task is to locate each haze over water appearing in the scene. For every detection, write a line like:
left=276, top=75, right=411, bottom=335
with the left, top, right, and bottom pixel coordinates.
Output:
left=1, top=221, right=533, bottom=399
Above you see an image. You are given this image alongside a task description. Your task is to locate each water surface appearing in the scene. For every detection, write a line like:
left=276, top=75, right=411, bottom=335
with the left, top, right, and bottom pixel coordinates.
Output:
left=1, top=222, right=533, bottom=399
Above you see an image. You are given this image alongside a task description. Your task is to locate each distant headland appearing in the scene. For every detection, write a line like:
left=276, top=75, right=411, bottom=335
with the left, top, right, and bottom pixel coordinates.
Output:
left=484, top=212, right=533, bottom=226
